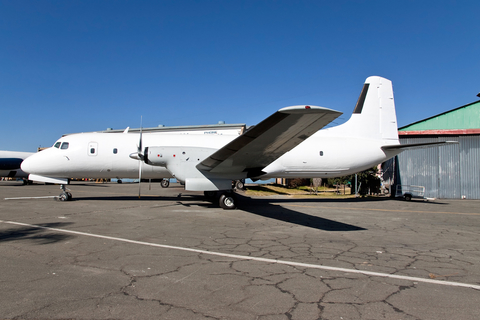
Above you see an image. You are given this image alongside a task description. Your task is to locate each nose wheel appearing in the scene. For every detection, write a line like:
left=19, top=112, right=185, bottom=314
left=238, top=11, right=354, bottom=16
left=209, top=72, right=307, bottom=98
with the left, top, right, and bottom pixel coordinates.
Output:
left=58, top=185, right=73, bottom=201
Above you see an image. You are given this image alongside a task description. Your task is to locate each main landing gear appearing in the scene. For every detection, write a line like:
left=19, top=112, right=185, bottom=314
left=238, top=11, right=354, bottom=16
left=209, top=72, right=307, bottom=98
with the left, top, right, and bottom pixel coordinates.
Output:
left=58, top=184, right=72, bottom=201
left=204, top=190, right=237, bottom=210
left=219, top=192, right=237, bottom=210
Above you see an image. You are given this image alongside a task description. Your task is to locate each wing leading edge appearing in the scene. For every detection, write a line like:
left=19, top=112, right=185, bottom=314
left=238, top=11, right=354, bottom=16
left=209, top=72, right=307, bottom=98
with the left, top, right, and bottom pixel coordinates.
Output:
left=197, top=105, right=342, bottom=177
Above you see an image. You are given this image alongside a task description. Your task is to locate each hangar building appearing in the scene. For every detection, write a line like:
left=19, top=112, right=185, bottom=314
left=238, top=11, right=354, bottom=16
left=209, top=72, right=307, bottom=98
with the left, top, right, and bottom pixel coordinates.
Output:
left=384, top=100, right=480, bottom=199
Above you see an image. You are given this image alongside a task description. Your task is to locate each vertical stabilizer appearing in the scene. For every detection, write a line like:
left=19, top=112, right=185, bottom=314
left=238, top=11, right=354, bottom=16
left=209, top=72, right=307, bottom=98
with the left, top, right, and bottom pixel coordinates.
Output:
left=345, top=76, right=399, bottom=142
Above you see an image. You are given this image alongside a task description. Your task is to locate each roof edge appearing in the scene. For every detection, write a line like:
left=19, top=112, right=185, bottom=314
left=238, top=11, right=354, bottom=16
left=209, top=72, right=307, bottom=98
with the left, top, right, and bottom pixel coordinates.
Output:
left=399, top=129, right=480, bottom=136
left=399, top=100, right=480, bottom=130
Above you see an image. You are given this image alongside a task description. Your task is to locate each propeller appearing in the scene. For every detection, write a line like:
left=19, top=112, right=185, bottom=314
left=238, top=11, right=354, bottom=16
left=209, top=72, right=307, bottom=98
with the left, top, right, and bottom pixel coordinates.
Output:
left=138, top=117, right=143, bottom=198
left=128, top=117, right=144, bottom=198
left=129, top=119, right=144, bottom=161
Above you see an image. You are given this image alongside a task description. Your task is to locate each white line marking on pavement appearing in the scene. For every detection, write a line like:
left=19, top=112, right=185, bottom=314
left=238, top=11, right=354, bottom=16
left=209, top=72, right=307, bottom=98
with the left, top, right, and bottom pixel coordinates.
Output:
left=1, top=219, right=479, bottom=291
left=4, top=196, right=57, bottom=200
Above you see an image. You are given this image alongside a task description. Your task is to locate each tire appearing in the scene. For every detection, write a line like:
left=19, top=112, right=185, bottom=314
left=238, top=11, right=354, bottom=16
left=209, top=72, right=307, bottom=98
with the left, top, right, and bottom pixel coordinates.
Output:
left=235, top=180, right=245, bottom=190
left=160, top=179, right=170, bottom=188
left=59, top=192, right=73, bottom=201
left=219, top=193, right=236, bottom=210
left=404, top=194, right=412, bottom=201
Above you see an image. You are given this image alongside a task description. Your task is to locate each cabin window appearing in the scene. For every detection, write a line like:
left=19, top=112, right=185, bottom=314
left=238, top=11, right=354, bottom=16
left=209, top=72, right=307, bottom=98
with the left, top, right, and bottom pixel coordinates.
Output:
left=88, top=142, right=98, bottom=156
left=113, top=148, right=118, bottom=154
left=319, top=151, right=324, bottom=156
left=54, top=142, right=61, bottom=148
left=60, top=142, right=69, bottom=150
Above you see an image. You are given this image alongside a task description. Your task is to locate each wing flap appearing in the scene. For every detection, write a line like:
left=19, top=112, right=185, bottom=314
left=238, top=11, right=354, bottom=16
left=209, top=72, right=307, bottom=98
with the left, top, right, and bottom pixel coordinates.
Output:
left=197, top=105, right=341, bottom=176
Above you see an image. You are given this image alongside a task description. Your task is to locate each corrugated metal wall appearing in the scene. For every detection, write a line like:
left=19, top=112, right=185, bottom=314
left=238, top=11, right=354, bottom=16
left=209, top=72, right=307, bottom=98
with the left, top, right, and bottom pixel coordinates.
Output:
left=459, top=135, right=480, bottom=199
left=394, top=135, right=480, bottom=199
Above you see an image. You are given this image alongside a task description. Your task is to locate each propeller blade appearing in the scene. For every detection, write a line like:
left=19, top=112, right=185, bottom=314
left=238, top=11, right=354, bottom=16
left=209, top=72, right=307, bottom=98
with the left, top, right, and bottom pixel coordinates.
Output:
left=138, top=116, right=143, bottom=156
left=138, top=116, right=143, bottom=199
left=138, top=161, right=142, bottom=198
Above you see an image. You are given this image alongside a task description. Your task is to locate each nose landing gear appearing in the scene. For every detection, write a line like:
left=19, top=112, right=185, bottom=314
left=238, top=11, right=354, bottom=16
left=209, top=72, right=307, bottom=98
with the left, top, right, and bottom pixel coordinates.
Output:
left=58, top=184, right=72, bottom=201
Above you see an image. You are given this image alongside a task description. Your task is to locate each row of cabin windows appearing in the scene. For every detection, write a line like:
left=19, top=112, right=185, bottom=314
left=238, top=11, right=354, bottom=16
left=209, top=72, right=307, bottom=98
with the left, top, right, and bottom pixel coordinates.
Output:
left=56, top=143, right=322, bottom=156
left=54, top=142, right=119, bottom=155
left=90, top=147, right=118, bottom=154
left=55, top=142, right=324, bottom=157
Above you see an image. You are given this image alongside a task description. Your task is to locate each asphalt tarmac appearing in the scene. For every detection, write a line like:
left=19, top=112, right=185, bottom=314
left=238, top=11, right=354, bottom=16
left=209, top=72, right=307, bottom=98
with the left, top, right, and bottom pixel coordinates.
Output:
left=1, top=181, right=479, bottom=320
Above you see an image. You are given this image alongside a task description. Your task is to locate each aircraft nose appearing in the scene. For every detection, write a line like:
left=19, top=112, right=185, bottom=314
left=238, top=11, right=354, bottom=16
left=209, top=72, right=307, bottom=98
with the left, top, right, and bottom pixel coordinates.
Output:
left=21, top=153, right=40, bottom=174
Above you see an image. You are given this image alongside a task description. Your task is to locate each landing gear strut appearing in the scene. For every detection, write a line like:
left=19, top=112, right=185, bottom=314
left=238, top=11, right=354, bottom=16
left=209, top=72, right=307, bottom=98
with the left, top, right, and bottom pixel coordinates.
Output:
left=58, top=184, right=72, bottom=201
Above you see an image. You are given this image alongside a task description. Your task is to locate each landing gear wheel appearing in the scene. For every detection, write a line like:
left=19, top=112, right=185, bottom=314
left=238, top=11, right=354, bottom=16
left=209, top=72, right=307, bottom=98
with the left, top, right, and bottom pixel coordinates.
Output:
left=235, top=180, right=245, bottom=190
left=59, top=192, right=72, bottom=201
left=219, top=193, right=236, bottom=210
left=160, top=179, right=170, bottom=188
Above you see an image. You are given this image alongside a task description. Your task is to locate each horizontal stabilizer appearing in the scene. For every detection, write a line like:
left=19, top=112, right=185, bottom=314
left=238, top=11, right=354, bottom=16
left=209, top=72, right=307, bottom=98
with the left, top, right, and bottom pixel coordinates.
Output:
left=382, top=141, right=458, bottom=151
left=197, top=105, right=341, bottom=176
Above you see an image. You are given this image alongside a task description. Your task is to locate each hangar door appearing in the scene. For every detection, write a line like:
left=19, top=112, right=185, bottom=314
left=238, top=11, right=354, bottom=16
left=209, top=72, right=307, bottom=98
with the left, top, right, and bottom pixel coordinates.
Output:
left=394, top=135, right=480, bottom=199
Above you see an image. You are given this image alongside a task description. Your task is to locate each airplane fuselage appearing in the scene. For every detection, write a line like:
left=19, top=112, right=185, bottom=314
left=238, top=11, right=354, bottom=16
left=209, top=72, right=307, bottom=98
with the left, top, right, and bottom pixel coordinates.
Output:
left=22, top=125, right=399, bottom=181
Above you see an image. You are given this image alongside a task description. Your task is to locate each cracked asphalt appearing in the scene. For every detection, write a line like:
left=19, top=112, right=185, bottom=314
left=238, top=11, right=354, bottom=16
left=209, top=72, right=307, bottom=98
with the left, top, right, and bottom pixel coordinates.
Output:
left=1, top=181, right=479, bottom=319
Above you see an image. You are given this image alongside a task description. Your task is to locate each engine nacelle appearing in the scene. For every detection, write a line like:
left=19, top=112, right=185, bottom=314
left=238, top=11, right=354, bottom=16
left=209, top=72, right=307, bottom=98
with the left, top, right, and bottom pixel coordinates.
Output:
left=145, top=146, right=217, bottom=168
left=144, top=146, right=231, bottom=191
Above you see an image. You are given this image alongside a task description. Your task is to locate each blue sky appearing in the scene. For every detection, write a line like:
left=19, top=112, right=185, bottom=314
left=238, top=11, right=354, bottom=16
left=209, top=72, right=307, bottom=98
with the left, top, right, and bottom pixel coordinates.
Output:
left=1, top=0, right=479, bottom=152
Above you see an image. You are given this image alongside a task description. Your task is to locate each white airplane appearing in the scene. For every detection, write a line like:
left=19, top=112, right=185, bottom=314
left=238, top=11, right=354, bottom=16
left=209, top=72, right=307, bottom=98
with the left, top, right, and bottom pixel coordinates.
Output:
left=0, top=150, right=34, bottom=183
left=21, top=76, right=442, bottom=208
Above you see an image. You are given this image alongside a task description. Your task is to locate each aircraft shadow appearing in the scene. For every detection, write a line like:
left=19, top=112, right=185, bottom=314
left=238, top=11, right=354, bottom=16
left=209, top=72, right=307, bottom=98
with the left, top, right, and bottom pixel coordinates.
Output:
left=76, top=193, right=365, bottom=231
left=0, top=222, right=75, bottom=245
left=248, top=195, right=450, bottom=206
left=235, top=194, right=366, bottom=231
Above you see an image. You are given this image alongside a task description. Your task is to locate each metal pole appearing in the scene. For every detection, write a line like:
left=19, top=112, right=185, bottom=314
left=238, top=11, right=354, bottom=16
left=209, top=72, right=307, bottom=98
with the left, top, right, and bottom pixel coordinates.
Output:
left=355, top=174, right=358, bottom=196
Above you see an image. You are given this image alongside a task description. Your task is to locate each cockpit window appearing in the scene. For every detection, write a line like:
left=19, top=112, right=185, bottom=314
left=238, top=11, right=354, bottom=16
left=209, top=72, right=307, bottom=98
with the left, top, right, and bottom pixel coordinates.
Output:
left=54, top=142, right=61, bottom=148
left=60, top=142, right=69, bottom=150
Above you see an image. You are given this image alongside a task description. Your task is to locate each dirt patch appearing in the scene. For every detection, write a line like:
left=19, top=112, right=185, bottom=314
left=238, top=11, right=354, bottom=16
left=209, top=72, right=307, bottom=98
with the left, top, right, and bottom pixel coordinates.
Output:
left=244, top=184, right=355, bottom=199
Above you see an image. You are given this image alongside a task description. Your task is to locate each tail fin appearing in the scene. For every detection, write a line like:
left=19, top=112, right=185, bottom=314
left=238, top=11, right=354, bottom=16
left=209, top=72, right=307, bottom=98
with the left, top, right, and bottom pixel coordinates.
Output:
left=345, top=76, right=399, bottom=142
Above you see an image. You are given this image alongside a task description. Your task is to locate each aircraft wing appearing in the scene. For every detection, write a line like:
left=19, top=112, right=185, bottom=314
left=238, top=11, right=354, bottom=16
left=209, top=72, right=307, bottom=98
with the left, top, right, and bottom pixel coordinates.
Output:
left=197, top=105, right=342, bottom=177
